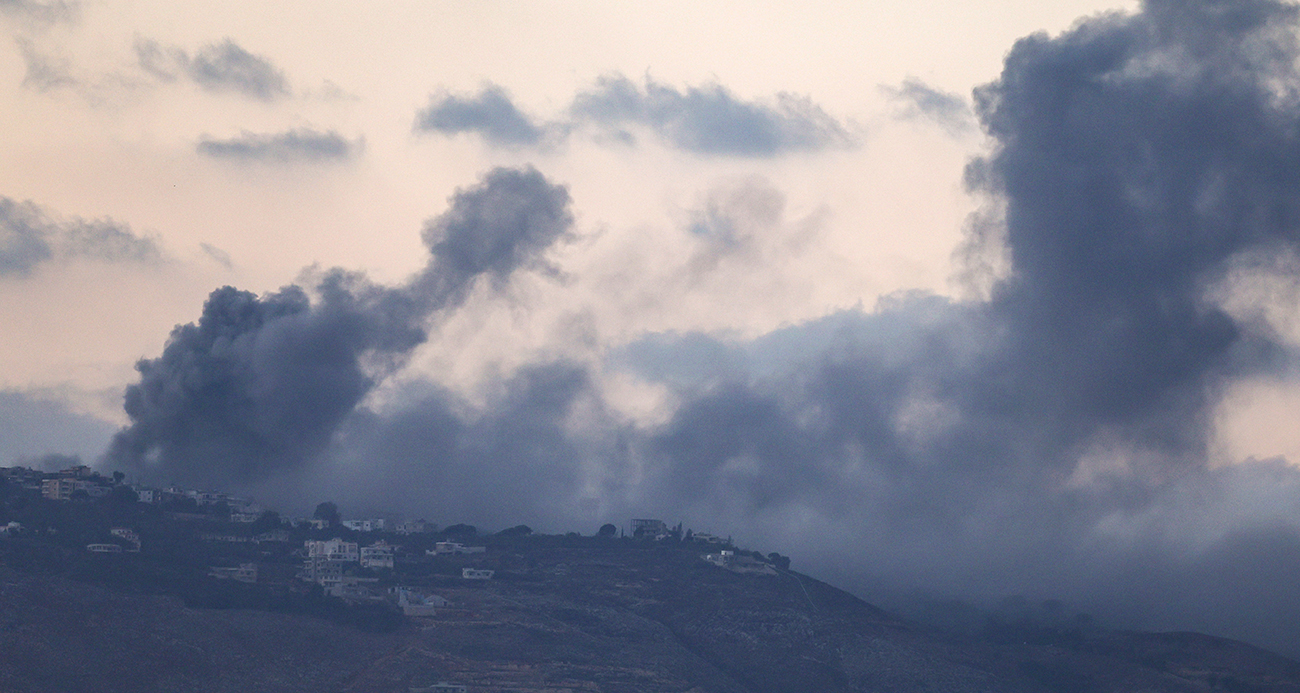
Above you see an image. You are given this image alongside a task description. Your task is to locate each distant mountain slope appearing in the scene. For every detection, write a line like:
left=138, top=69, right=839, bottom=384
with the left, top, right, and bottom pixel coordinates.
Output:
left=3, top=544, right=1300, bottom=692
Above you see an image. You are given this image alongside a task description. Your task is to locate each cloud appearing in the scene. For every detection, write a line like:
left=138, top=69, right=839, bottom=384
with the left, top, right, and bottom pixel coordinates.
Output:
left=0, top=0, right=77, bottom=25
left=0, top=197, right=162, bottom=277
left=413, top=75, right=854, bottom=156
left=199, top=242, right=233, bottom=269
left=570, top=74, right=854, bottom=155
left=105, top=166, right=573, bottom=490
left=881, top=77, right=975, bottom=135
left=15, top=37, right=75, bottom=91
left=414, top=84, right=550, bottom=147
left=135, top=37, right=289, bottom=101
left=196, top=129, right=361, bottom=163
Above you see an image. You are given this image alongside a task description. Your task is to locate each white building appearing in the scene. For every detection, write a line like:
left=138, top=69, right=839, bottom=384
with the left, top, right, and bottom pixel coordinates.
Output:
left=303, top=556, right=347, bottom=587
left=395, top=587, right=448, bottom=616
left=630, top=518, right=668, bottom=537
left=129, top=486, right=159, bottom=504
left=110, top=527, right=141, bottom=551
left=304, top=538, right=359, bottom=561
left=185, top=490, right=229, bottom=506
left=430, top=541, right=486, bottom=555
left=360, top=541, right=395, bottom=569
left=703, top=550, right=776, bottom=575
left=342, top=518, right=386, bottom=532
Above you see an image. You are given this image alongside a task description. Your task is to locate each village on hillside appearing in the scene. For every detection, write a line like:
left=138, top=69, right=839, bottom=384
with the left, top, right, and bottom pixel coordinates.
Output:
left=0, top=462, right=792, bottom=627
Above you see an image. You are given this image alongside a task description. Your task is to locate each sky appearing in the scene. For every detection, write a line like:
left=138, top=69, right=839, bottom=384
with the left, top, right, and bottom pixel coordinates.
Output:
left=10, top=0, right=1300, bottom=658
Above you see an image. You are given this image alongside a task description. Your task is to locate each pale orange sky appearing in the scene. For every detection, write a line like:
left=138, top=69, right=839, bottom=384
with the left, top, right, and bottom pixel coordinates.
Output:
left=7, top=0, right=1295, bottom=467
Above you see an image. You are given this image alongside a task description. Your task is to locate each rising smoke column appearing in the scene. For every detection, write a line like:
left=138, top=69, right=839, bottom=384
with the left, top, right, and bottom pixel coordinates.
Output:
left=105, top=166, right=572, bottom=489
left=969, top=0, right=1300, bottom=464
left=613, top=0, right=1300, bottom=650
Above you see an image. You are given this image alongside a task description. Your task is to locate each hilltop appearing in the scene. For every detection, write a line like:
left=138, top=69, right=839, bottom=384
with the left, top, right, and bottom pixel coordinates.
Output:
left=2, top=467, right=1300, bottom=692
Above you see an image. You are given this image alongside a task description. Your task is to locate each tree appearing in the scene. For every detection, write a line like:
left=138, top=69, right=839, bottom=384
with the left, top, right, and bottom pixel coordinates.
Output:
left=443, top=523, right=476, bottom=537
left=313, top=502, right=340, bottom=527
left=111, top=471, right=125, bottom=485
left=767, top=552, right=791, bottom=570
left=107, top=485, right=139, bottom=505
left=497, top=524, right=532, bottom=537
left=250, top=510, right=281, bottom=534
left=597, top=523, right=617, bottom=538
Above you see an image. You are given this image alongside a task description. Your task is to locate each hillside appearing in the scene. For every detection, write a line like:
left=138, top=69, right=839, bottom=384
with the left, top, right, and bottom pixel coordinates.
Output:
left=3, top=539, right=1300, bottom=692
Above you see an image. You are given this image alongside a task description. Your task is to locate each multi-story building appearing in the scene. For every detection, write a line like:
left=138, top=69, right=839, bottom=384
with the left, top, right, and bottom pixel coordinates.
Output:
left=304, top=538, right=359, bottom=561
left=129, top=486, right=159, bottom=504
left=42, top=477, right=110, bottom=501
left=630, top=518, right=668, bottom=538
left=110, top=527, right=141, bottom=551
left=41, top=477, right=78, bottom=501
left=430, top=541, right=486, bottom=555
left=303, top=556, right=347, bottom=587
left=360, top=541, right=395, bottom=569
left=342, top=518, right=386, bottom=532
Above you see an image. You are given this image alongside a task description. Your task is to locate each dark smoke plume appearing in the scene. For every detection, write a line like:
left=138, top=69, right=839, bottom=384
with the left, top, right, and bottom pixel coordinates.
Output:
left=296, top=0, right=1300, bottom=656
left=95, top=0, right=1300, bottom=659
left=615, top=0, right=1300, bottom=654
left=105, top=167, right=571, bottom=489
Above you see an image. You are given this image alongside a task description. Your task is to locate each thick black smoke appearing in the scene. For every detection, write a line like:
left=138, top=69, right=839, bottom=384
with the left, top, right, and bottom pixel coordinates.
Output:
left=105, top=167, right=571, bottom=489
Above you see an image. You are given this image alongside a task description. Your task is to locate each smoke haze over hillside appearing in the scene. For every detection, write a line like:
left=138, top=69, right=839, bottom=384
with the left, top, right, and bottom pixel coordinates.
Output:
left=9, top=0, right=1300, bottom=662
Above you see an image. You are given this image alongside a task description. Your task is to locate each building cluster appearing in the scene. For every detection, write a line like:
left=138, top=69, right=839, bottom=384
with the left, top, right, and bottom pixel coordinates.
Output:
left=630, top=518, right=670, bottom=539
left=1, top=464, right=269, bottom=519
left=4, top=467, right=769, bottom=600
left=302, top=537, right=397, bottom=587
left=0, top=464, right=116, bottom=501
left=342, top=518, right=385, bottom=532
left=630, top=518, right=730, bottom=546
left=427, top=541, right=486, bottom=556
left=703, top=549, right=777, bottom=575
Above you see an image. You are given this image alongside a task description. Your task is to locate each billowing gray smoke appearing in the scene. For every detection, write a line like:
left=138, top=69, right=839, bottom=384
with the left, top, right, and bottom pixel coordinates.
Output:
left=99, top=0, right=1300, bottom=658
left=283, top=0, right=1300, bottom=656
left=626, top=0, right=1300, bottom=653
left=105, top=166, right=571, bottom=489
